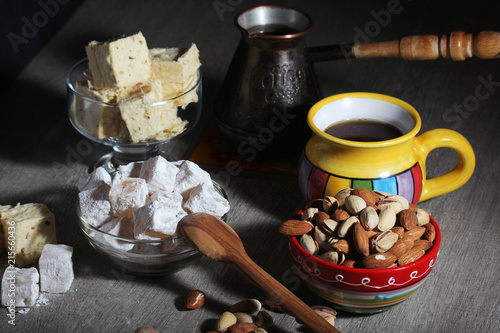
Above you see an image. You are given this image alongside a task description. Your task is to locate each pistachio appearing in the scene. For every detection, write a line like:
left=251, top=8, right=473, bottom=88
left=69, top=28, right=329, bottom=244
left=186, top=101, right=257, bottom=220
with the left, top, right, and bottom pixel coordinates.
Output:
left=337, top=216, right=359, bottom=238
left=415, top=207, right=430, bottom=226
left=359, top=206, right=379, bottom=230
left=321, top=219, right=339, bottom=235
left=301, top=233, right=320, bottom=255
left=334, top=188, right=353, bottom=208
left=252, top=329, right=268, bottom=333
left=370, top=230, right=399, bottom=253
left=234, top=312, right=253, bottom=324
left=314, top=226, right=330, bottom=252
left=318, top=251, right=345, bottom=265
left=377, top=199, right=404, bottom=214
left=311, top=305, right=337, bottom=327
left=386, top=195, right=409, bottom=209
left=253, top=310, right=273, bottom=330
left=322, top=196, right=339, bottom=213
left=301, top=207, right=318, bottom=221
left=345, top=195, right=367, bottom=215
left=216, top=312, right=238, bottom=332
left=229, top=299, right=262, bottom=315
left=377, top=205, right=397, bottom=231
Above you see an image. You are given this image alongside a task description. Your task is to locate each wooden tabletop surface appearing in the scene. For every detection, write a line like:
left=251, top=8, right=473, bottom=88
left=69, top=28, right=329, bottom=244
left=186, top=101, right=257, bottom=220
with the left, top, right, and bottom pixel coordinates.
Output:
left=1, top=0, right=499, bottom=332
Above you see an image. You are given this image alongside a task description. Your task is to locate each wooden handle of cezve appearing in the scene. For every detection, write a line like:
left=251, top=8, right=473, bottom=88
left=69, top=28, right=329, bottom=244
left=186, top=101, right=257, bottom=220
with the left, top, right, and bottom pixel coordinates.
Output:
left=353, top=31, right=500, bottom=60
left=231, top=253, right=341, bottom=333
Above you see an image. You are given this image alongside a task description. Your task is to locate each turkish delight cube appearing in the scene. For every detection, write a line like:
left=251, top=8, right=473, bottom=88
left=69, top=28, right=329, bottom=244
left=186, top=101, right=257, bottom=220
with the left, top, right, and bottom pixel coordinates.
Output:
left=1, top=267, right=39, bottom=307
left=118, top=161, right=143, bottom=178
left=39, top=244, right=74, bottom=293
left=133, top=192, right=186, bottom=239
left=77, top=167, right=112, bottom=192
left=174, top=160, right=213, bottom=198
left=0, top=203, right=57, bottom=267
left=139, top=156, right=178, bottom=192
left=108, top=174, right=148, bottom=217
left=183, top=183, right=230, bottom=218
left=98, top=216, right=135, bottom=251
left=78, top=182, right=113, bottom=227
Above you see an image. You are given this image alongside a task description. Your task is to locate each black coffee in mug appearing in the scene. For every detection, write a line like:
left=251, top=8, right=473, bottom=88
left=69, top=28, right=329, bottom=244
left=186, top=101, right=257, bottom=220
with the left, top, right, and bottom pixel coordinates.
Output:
left=325, top=119, right=404, bottom=142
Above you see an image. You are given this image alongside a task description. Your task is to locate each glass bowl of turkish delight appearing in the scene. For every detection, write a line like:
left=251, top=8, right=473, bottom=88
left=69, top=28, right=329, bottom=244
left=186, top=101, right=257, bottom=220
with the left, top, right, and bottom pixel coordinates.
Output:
left=76, top=156, right=230, bottom=275
left=66, top=32, right=202, bottom=172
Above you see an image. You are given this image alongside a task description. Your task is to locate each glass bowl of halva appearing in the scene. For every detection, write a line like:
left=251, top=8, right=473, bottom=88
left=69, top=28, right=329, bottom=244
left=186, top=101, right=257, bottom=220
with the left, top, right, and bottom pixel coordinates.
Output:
left=76, top=156, right=229, bottom=275
left=66, top=32, right=202, bottom=172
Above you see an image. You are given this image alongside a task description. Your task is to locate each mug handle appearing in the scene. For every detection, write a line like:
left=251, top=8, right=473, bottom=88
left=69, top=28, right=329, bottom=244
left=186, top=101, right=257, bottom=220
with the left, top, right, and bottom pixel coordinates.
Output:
left=415, top=129, right=475, bottom=202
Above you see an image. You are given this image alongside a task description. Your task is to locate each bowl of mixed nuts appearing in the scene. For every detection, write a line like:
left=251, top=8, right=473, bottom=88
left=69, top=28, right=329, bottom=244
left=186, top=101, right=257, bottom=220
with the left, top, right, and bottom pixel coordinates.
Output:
left=281, top=188, right=441, bottom=314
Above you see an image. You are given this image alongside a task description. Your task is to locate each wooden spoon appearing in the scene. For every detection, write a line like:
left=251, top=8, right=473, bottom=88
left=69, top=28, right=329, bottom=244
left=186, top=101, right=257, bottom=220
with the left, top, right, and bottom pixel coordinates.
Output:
left=179, top=213, right=341, bottom=333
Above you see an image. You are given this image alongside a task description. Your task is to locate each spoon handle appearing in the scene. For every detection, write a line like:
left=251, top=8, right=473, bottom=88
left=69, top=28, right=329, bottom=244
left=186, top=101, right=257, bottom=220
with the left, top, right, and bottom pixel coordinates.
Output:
left=353, top=31, right=500, bottom=60
left=229, top=252, right=341, bottom=333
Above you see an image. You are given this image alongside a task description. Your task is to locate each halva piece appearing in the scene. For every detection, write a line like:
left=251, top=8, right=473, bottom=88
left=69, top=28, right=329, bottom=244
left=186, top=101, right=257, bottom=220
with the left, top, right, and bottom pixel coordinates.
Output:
left=0, top=205, right=12, bottom=254
left=39, top=244, right=74, bottom=293
left=85, top=31, right=151, bottom=89
left=73, top=80, right=129, bottom=139
left=0, top=204, right=57, bottom=268
left=1, top=267, right=39, bottom=307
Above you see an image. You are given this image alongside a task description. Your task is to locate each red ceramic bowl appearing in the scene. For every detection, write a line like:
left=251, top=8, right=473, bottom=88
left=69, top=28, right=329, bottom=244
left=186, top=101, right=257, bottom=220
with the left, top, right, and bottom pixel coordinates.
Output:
left=289, top=214, right=441, bottom=313
left=290, top=216, right=440, bottom=291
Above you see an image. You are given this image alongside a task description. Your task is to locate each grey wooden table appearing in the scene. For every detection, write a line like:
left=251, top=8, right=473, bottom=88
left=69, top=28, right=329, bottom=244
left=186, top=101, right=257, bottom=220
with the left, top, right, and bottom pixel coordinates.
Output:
left=1, top=0, right=499, bottom=332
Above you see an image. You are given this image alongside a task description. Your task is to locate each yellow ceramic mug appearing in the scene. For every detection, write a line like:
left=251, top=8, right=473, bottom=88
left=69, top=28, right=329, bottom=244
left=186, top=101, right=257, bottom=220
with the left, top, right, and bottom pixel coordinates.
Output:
left=298, top=93, right=475, bottom=204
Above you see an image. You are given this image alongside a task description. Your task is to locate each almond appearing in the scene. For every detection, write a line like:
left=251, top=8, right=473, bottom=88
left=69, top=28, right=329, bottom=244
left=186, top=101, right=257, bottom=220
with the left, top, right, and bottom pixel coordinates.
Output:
left=386, top=238, right=414, bottom=259
left=353, top=222, right=370, bottom=257
left=398, top=248, right=426, bottom=266
left=390, top=226, right=405, bottom=239
left=361, top=252, right=397, bottom=269
left=403, top=226, right=426, bottom=241
left=412, top=239, right=433, bottom=251
left=397, top=209, right=418, bottom=230
left=278, top=220, right=313, bottom=236
left=332, top=238, right=356, bottom=256
left=352, top=188, right=379, bottom=206
left=422, top=223, right=436, bottom=242
left=227, top=322, right=259, bottom=333
left=304, top=198, right=325, bottom=210
left=332, top=208, right=350, bottom=222
left=341, top=258, right=360, bottom=268
left=314, top=211, right=330, bottom=226
left=185, top=290, right=206, bottom=310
